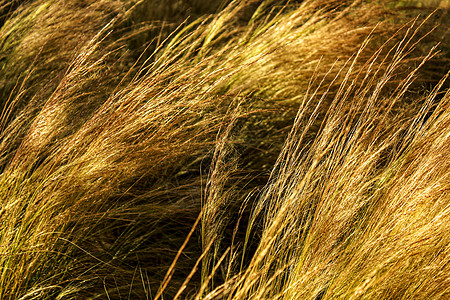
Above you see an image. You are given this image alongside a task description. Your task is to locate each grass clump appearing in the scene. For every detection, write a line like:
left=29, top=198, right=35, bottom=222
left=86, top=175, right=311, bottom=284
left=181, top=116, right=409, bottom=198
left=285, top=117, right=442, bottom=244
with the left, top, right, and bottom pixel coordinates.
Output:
left=0, top=0, right=449, bottom=299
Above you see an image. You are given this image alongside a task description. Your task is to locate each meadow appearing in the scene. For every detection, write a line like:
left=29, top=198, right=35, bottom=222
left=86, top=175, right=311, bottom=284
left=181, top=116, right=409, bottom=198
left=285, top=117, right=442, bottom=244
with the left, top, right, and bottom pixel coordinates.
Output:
left=0, top=0, right=449, bottom=299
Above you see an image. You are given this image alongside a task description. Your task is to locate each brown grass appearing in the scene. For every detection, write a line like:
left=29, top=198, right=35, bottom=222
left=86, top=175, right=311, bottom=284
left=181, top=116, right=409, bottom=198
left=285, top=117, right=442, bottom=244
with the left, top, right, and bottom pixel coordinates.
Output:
left=0, top=0, right=448, bottom=299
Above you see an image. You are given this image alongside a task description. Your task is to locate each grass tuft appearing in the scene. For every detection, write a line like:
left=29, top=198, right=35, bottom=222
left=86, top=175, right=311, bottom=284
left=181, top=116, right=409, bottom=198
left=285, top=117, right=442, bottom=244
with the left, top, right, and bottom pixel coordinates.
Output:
left=0, top=0, right=449, bottom=299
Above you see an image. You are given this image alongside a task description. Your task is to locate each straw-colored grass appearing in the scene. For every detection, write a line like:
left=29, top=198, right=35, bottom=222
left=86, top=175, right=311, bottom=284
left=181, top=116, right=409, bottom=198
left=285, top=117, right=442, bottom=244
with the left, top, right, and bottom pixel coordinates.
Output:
left=0, top=0, right=449, bottom=299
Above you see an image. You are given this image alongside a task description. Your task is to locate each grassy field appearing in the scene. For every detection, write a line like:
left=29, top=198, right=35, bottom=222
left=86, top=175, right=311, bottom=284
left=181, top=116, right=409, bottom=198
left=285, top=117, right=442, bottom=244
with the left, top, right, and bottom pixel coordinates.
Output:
left=0, top=0, right=449, bottom=299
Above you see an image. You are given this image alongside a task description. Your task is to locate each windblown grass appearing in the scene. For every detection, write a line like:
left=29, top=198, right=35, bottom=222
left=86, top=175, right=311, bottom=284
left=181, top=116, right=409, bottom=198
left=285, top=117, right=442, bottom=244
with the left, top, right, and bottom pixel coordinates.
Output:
left=0, top=0, right=449, bottom=299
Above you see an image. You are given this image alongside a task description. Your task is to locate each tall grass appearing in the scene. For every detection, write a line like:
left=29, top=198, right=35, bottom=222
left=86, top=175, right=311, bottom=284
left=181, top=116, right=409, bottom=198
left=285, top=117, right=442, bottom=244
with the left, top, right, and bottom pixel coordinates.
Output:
left=0, top=0, right=449, bottom=299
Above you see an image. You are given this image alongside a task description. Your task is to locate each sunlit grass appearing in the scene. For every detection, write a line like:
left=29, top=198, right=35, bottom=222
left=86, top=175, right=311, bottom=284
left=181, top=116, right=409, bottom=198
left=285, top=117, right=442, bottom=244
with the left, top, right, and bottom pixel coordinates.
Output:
left=0, top=0, right=449, bottom=299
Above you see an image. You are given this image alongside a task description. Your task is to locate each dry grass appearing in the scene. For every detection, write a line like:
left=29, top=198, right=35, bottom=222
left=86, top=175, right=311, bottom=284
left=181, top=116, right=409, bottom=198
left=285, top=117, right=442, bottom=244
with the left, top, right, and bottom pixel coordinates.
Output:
left=0, top=0, right=449, bottom=299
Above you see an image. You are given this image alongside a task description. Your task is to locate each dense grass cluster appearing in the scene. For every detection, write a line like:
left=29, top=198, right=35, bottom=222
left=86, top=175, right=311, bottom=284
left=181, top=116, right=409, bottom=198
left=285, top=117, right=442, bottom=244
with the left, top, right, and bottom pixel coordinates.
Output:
left=0, top=0, right=449, bottom=299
